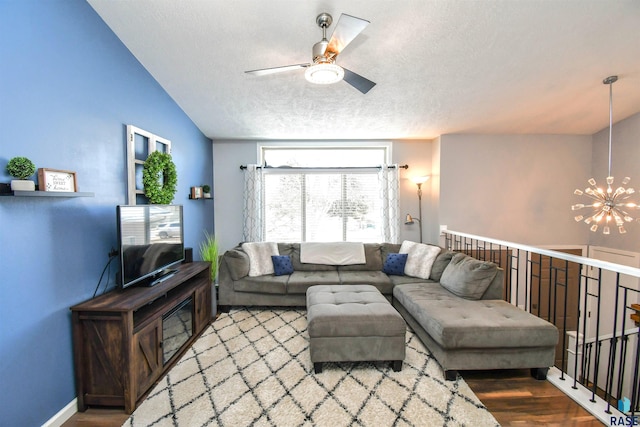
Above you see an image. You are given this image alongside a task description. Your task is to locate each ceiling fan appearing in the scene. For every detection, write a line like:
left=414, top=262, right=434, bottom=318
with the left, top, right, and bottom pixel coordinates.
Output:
left=245, top=13, right=376, bottom=94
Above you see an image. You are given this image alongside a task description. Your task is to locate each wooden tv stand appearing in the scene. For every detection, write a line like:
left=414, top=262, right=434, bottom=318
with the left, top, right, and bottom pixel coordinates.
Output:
left=71, top=262, right=212, bottom=414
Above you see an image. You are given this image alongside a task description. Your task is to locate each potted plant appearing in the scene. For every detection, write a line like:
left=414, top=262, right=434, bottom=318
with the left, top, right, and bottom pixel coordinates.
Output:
left=6, top=156, right=36, bottom=191
left=199, top=230, right=219, bottom=282
left=202, top=184, right=211, bottom=198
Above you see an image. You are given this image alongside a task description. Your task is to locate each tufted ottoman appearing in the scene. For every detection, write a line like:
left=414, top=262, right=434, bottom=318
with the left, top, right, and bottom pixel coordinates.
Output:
left=306, top=285, right=406, bottom=373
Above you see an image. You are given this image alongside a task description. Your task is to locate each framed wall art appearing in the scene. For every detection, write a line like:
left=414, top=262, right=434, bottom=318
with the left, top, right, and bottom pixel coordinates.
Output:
left=37, top=168, right=78, bottom=192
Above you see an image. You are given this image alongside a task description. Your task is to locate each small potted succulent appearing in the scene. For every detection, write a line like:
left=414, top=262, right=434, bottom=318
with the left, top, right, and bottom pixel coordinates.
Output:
left=202, top=184, right=212, bottom=199
left=7, top=156, right=36, bottom=191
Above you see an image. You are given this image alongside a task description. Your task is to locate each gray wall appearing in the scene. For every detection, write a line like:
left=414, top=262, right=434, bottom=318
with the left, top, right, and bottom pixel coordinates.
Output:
left=212, top=140, right=255, bottom=252
left=589, top=112, right=640, bottom=252
left=439, top=134, right=592, bottom=246
left=214, top=116, right=640, bottom=254
left=393, top=140, right=436, bottom=244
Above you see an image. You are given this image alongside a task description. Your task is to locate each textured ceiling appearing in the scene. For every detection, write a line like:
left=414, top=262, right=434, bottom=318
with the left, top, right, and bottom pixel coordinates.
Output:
left=87, top=0, right=640, bottom=141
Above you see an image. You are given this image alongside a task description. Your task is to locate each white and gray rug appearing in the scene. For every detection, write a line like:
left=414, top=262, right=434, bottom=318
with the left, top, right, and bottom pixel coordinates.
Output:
left=124, top=308, right=499, bottom=427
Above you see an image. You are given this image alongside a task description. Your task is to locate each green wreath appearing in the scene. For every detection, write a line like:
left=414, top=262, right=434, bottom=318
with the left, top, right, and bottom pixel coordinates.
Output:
left=142, top=151, right=177, bottom=204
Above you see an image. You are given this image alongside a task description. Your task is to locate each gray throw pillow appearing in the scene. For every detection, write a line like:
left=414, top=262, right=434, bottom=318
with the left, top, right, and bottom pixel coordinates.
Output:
left=224, top=248, right=250, bottom=280
left=439, top=253, right=498, bottom=300
left=429, top=250, right=456, bottom=281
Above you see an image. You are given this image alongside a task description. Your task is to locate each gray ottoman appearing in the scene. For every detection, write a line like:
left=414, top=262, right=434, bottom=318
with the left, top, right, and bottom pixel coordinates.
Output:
left=306, top=284, right=406, bottom=373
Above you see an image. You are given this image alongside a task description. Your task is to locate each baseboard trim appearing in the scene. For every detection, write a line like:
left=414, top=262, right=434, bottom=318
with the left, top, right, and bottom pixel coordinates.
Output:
left=42, top=398, right=77, bottom=427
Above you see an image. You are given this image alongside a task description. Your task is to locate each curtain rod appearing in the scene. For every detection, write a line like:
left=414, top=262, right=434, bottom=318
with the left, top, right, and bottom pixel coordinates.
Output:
left=239, top=164, right=408, bottom=170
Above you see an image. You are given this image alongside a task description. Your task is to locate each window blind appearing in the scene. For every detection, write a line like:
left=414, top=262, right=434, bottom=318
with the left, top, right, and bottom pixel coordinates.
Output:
left=263, top=171, right=383, bottom=242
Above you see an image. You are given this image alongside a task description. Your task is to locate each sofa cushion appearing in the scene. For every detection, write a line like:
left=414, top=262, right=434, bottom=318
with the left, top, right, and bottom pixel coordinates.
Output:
left=381, top=242, right=402, bottom=258
left=399, top=241, right=441, bottom=279
left=429, top=250, right=456, bottom=281
left=287, top=271, right=341, bottom=294
left=272, top=255, right=294, bottom=276
left=440, top=253, right=498, bottom=300
left=223, top=247, right=250, bottom=280
left=338, top=243, right=384, bottom=271
left=338, top=271, right=394, bottom=294
left=242, top=242, right=280, bottom=277
left=277, top=243, right=295, bottom=256
left=388, top=275, right=437, bottom=286
left=393, top=284, right=558, bottom=349
left=382, top=253, right=408, bottom=276
left=233, top=275, right=288, bottom=294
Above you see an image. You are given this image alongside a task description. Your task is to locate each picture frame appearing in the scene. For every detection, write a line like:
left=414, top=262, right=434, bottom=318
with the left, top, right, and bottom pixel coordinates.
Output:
left=37, top=168, right=78, bottom=192
left=190, top=186, right=203, bottom=199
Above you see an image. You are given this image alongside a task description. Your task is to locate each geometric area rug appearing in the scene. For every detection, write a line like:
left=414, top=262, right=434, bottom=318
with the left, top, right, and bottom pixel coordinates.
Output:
left=123, top=308, right=499, bottom=427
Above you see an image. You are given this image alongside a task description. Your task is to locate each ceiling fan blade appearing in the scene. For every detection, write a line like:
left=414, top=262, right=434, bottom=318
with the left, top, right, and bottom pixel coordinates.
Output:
left=325, top=14, right=369, bottom=57
left=342, top=68, right=376, bottom=94
left=245, top=63, right=310, bottom=76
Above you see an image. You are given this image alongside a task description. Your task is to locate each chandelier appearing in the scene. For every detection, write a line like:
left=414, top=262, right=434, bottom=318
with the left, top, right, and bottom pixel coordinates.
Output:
left=572, top=75, right=638, bottom=234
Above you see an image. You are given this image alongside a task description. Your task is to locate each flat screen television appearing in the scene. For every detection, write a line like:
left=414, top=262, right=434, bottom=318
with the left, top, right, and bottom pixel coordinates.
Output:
left=117, top=204, right=184, bottom=289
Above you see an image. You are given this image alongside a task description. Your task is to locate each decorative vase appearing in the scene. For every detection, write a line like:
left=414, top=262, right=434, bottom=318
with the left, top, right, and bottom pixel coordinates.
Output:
left=10, top=180, right=35, bottom=191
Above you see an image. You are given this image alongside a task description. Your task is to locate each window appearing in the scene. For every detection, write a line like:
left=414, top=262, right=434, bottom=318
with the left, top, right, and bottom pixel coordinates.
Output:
left=260, top=146, right=390, bottom=242
left=126, top=125, right=171, bottom=205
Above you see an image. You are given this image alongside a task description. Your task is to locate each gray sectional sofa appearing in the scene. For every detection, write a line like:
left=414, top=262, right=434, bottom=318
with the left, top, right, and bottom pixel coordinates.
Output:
left=219, top=243, right=466, bottom=307
left=218, top=242, right=558, bottom=379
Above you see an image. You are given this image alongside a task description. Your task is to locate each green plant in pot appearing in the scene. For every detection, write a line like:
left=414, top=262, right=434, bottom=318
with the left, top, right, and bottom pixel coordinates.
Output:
left=199, top=230, right=219, bottom=283
left=7, top=156, right=36, bottom=191
left=202, top=184, right=211, bottom=198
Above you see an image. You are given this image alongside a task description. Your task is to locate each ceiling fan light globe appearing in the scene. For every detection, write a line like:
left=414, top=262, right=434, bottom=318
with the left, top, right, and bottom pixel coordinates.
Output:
left=305, top=63, right=344, bottom=85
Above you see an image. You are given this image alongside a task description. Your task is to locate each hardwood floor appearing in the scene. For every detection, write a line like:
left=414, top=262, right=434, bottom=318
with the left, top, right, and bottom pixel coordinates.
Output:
left=63, top=369, right=603, bottom=426
left=464, top=369, right=604, bottom=426
left=62, top=408, right=128, bottom=427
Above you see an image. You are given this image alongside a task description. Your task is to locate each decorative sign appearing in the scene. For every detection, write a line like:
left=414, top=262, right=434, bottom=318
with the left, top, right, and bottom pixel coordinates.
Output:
left=37, top=168, right=78, bottom=192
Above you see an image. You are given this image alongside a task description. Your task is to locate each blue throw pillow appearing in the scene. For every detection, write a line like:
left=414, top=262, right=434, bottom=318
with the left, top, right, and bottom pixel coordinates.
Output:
left=272, top=255, right=294, bottom=276
left=382, top=253, right=408, bottom=276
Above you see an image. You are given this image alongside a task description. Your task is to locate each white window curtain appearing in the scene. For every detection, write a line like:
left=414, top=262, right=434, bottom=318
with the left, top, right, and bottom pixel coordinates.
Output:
left=379, top=164, right=400, bottom=243
left=242, top=165, right=264, bottom=242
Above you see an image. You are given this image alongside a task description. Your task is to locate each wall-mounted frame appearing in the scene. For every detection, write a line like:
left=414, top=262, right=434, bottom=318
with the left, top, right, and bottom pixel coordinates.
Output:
left=37, top=168, right=78, bottom=192
left=126, top=125, right=171, bottom=205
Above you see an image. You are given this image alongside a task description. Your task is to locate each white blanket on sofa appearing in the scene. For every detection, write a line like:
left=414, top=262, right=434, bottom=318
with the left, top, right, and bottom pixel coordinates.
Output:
left=300, top=242, right=366, bottom=265
left=241, top=242, right=279, bottom=276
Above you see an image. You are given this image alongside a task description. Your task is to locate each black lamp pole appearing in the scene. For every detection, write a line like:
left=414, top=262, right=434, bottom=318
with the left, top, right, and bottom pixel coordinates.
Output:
left=416, top=182, right=423, bottom=243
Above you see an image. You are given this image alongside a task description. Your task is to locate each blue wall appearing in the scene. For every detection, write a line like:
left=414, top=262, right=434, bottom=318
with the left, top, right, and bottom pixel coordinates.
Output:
left=0, top=1, right=213, bottom=425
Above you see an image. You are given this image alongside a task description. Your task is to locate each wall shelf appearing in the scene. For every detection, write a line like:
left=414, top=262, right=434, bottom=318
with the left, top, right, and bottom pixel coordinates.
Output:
left=2, top=190, right=94, bottom=198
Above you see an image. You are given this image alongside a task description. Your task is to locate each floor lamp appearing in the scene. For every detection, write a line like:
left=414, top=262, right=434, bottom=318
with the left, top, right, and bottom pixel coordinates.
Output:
left=405, top=176, right=430, bottom=243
